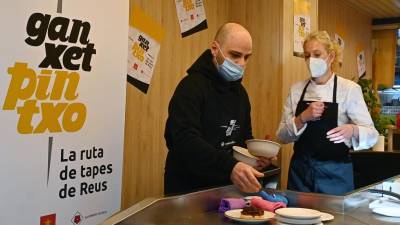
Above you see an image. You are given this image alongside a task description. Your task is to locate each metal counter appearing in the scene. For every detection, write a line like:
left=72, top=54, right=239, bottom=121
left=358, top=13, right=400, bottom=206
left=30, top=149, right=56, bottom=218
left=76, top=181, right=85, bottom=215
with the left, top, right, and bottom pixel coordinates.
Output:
left=101, top=174, right=400, bottom=225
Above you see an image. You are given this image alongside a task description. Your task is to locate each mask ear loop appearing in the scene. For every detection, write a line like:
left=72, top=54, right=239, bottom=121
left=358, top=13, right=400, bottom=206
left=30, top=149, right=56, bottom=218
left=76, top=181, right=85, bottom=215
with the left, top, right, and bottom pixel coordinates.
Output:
left=216, top=42, right=228, bottom=60
left=326, top=51, right=335, bottom=70
left=213, top=42, right=226, bottom=66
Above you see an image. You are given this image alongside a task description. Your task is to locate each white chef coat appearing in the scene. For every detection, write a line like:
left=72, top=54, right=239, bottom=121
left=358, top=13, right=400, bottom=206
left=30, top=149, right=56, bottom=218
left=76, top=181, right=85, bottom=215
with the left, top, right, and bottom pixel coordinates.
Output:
left=276, top=74, right=378, bottom=150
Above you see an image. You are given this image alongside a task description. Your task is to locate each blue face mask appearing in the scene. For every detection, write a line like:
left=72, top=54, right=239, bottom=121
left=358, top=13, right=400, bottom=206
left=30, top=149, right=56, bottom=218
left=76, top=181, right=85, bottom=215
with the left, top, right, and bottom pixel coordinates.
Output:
left=216, top=45, right=244, bottom=81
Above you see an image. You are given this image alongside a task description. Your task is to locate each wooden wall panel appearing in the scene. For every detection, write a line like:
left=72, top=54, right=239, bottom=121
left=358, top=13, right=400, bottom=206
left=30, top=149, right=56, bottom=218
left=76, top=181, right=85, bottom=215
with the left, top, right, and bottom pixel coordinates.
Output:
left=372, top=29, right=397, bottom=88
left=229, top=0, right=283, bottom=144
left=319, top=0, right=373, bottom=80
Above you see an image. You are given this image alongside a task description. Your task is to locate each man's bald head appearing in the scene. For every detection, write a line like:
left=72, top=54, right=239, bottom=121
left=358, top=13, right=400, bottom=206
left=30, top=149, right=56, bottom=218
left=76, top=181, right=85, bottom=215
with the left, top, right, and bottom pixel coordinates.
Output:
left=214, top=23, right=252, bottom=46
left=211, top=23, right=252, bottom=69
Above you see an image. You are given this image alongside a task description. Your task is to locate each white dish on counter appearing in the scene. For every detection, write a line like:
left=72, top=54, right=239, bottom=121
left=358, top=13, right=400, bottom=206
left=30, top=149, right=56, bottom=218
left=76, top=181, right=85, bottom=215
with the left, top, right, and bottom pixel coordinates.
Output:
left=369, top=197, right=400, bottom=217
left=224, top=209, right=275, bottom=223
left=319, top=212, right=334, bottom=221
left=275, top=207, right=321, bottom=219
left=277, top=222, right=323, bottom=225
left=372, top=207, right=400, bottom=217
left=275, top=215, right=321, bottom=224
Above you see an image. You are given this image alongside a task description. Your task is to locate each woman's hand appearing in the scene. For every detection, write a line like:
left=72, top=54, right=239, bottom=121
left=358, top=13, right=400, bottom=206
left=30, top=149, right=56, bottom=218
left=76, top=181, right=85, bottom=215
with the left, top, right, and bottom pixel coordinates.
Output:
left=300, top=101, right=325, bottom=122
left=327, top=124, right=357, bottom=143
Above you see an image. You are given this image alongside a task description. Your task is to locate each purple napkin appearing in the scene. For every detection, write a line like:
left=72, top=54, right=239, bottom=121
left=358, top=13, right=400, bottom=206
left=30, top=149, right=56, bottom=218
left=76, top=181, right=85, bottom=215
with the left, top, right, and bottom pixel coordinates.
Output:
left=218, top=198, right=246, bottom=213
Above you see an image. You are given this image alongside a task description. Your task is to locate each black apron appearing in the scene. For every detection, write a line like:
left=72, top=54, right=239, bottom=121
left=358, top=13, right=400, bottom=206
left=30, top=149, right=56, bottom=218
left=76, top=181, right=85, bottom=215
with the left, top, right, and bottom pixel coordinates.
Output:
left=287, top=75, right=354, bottom=195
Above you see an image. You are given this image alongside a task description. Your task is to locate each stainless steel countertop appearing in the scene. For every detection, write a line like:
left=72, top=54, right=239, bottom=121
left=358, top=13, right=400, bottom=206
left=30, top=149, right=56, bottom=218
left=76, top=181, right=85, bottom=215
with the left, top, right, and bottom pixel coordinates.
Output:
left=101, top=175, right=400, bottom=225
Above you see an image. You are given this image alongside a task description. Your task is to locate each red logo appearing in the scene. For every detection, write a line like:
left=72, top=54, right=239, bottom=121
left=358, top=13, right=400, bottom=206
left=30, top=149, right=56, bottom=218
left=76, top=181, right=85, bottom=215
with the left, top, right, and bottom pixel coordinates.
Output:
left=40, top=213, right=56, bottom=225
left=71, top=211, right=83, bottom=225
left=133, top=63, right=138, bottom=70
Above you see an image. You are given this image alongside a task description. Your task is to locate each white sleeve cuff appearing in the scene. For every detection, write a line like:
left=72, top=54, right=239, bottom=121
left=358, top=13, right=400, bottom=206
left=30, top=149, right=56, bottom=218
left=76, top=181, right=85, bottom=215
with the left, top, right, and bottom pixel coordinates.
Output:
left=351, top=125, right=379, bottom=150
left=292, top=117, right=307, bottom=136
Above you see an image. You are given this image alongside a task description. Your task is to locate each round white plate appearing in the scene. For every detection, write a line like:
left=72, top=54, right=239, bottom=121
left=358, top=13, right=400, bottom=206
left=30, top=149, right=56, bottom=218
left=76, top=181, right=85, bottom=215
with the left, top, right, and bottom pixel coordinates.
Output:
left=224, top=209, right=275, bottom=223
left=319, top=212, right=334, bottom=221
left=275, top=215, right=321, bottom=224
left=277, top=222, right=323, bottom=225
left=373, top=207, right=400, bottom=217
left=275, top=207, right=321, bottom=219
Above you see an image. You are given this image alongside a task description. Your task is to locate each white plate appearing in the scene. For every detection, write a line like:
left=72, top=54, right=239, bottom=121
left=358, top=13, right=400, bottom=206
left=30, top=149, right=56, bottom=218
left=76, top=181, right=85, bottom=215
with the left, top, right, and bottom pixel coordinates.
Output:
left=275, top=208, right=321, bottom=219
left=319, top=212, right=334, bottom=221
left=277, top=222, right=323, bottom=225
left=275, top=215, right=321, bottom=224
left=373, top=207, right=400, bottom=217
left=224, top=209, right=275, bottom=223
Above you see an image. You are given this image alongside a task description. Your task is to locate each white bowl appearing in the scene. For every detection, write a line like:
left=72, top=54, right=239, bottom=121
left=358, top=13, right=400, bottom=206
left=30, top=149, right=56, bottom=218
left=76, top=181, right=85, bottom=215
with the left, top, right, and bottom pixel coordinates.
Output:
left=245, top=139, right=281, bottom=158
left=232, top=146, right=259, bottom=167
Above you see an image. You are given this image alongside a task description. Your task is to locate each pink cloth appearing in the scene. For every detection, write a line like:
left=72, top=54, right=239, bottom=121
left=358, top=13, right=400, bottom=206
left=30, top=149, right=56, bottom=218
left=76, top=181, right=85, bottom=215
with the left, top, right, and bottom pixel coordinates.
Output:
left=250, top=197, right=286, bottom=212
left=218, top=198, right=246, bottom=213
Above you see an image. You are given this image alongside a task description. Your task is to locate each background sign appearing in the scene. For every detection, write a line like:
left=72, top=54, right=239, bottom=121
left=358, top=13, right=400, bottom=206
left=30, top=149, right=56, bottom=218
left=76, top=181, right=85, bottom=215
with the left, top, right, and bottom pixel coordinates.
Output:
left=293, top=0, right=311, bottom=57
left=0, top=1, right=128, bottom=225
left=357, top=50, right=366, bottom=77
left=175, top=0, right=208, bottom=37
left=127, top=5, right=165, bottom=93
left=334, top=33, right=345, bottom=67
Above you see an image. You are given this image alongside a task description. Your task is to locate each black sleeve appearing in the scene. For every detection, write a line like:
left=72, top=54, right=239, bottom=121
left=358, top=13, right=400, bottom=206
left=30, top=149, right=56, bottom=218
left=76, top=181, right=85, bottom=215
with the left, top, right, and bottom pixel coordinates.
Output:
left=165, top=76, right=237, bottom=182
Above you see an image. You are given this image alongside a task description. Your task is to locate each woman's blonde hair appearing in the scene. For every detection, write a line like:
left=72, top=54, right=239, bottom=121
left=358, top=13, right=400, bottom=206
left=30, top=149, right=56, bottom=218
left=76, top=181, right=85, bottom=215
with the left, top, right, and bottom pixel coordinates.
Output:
left=303, top=30, right=342, bottom=71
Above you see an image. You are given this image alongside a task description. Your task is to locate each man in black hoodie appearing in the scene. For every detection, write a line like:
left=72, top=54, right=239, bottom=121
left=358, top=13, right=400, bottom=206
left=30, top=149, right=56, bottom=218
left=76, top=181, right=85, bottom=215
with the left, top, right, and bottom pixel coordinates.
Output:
left=164, top=23, right=273, bottom=195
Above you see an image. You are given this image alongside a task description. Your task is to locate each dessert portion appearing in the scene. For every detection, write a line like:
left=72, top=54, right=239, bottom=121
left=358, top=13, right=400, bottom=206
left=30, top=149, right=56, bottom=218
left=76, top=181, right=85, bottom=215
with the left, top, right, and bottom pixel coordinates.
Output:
left=240, top=205, right=264, bottom=219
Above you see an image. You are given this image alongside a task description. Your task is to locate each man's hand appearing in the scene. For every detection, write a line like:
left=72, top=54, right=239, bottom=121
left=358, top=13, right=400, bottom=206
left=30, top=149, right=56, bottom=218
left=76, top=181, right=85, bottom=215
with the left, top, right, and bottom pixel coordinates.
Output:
left=327, top=124, right=356, bottom=143
left=254, top=156, right=276, bottom=171
left=231, top=162, right=264, bottom=193
left=301, top=101, right=325, bottom=122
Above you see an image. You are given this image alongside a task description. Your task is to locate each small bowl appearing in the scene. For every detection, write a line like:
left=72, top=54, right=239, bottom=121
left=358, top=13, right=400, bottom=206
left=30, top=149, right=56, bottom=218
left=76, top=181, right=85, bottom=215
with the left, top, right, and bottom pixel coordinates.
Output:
left=245, top=139, right=281, bottom=158
left=232, top=146, right=259, bottom=167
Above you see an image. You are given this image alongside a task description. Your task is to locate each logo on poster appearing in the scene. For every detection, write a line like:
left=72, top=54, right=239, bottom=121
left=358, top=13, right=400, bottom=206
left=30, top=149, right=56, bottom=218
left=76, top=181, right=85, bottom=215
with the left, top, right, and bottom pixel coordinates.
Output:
left=40, top=213, right=56, bottom=225
left=2, top=13, right=97, bottom=134
left=71, top=211, right=83, bottom=225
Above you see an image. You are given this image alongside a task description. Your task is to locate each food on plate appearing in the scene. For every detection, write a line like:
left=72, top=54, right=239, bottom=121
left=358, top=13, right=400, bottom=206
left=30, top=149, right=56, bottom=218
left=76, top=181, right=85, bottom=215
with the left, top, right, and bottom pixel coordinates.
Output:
left=240, top=205, right=264, bottom=219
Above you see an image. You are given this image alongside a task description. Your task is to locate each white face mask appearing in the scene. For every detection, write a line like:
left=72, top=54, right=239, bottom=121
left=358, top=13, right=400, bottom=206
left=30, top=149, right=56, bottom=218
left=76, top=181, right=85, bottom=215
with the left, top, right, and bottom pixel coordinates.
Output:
left=308, top=57, right=328, bottom=78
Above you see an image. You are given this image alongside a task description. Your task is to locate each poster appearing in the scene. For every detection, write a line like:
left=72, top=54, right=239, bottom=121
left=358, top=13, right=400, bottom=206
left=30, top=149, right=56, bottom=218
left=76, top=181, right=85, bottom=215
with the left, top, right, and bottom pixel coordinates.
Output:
left=0, top=1, right=128, bottom=225
left=127, top=5, right=165, bottom=93
left=334, top=33, right=345, bottom=67
left=175, top=0, right=208, bottom=37
left=293, top=0, right=311, bottom=57
left=357, top=50, right=366, bottom=77
left=334, top=33, right=345, bottom=50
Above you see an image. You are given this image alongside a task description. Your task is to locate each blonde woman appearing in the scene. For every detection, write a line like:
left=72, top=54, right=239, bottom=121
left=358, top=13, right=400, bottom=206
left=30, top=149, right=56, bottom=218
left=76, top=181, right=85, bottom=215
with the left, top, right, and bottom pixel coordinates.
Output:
left=276, top=31, right=378, bottom=195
